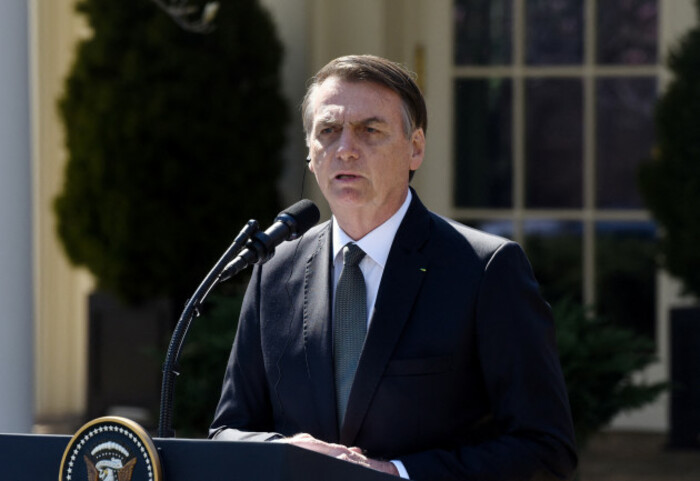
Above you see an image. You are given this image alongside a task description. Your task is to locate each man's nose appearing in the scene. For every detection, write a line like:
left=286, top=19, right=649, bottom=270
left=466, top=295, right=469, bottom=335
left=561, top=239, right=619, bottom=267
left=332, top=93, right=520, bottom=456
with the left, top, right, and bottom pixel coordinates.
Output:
left=336, top=129, right=359, bottom=161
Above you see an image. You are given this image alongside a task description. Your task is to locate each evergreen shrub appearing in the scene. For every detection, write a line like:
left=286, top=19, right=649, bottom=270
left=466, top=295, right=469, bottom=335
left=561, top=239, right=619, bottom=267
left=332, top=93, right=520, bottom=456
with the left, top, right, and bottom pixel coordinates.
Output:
left=55, top=0, right=287, bottom=304
left=554, top=299, right=666, bottom=448
left=639, top=0, right=700, bottom=299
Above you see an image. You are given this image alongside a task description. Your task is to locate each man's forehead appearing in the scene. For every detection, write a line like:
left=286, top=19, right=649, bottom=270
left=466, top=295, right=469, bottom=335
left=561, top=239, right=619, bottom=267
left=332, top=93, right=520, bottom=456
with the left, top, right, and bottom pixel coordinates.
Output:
left=310, top=78, right=399, bottom=124
left=313, top=105, right=389, bottom=126
left=314, top=104, right=379, bottom=121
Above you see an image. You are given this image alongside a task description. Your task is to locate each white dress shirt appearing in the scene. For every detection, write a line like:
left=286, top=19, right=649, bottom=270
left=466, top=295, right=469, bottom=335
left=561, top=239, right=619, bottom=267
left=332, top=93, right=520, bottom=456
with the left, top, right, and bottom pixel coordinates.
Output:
left=331, top=189, right=413, bottom=325
left=330, top=189, right=413, bottom=479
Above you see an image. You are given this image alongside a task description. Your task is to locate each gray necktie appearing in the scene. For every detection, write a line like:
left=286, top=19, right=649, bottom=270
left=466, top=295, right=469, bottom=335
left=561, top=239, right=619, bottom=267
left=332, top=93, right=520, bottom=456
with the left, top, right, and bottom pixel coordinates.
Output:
left=334, top=243, right=367, bottom=426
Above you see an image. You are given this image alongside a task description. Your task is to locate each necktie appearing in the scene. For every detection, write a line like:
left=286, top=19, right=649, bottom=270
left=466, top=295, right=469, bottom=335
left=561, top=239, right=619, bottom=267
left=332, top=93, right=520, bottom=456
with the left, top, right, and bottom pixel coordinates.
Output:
left=334, top=243, right=367, bottom=426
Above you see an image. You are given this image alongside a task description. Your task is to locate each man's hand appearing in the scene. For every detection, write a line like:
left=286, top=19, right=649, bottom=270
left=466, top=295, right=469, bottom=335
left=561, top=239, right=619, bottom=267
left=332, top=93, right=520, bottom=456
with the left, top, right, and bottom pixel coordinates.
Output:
left=279, top=433, right=399, bottom=476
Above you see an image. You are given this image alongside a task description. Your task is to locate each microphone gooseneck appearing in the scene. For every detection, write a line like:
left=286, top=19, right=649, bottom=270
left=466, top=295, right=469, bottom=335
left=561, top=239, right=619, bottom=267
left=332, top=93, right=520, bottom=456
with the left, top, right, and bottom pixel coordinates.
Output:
left=158, top=199, right=320, bottom=438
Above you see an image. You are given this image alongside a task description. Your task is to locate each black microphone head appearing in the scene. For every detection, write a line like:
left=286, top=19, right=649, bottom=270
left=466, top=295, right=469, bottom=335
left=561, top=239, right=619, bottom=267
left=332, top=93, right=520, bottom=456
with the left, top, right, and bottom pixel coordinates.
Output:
left=278, top=199, right=320, bottom=239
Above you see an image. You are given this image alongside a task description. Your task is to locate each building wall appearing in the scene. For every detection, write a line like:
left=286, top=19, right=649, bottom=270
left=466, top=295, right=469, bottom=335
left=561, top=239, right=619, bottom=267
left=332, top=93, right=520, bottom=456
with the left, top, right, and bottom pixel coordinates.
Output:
left=259, top=0, right=311, bottom=208
left=30, top=0, right=93, bottom=426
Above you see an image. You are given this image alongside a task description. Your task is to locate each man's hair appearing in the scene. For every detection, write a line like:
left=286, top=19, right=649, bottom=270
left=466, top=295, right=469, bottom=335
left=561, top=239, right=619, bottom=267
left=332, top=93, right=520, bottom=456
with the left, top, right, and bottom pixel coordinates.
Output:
left=301, top=54, right=428, bottom=141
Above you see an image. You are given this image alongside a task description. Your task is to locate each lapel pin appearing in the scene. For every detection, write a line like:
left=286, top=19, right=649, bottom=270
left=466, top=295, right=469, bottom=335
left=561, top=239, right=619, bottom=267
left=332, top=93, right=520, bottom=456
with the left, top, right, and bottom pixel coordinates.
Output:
left=419, top=268, right=427, bottom=272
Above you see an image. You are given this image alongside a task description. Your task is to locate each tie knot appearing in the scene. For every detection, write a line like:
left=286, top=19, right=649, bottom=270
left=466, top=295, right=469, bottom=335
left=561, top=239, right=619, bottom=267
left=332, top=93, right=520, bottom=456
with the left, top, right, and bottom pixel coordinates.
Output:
left=342, top=243, right=365, bottom=267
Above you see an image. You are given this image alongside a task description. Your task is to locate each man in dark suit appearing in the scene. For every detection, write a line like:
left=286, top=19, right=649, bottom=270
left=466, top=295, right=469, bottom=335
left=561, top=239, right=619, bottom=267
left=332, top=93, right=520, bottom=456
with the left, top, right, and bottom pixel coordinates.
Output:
left=210, top=55, right=577, bottom=480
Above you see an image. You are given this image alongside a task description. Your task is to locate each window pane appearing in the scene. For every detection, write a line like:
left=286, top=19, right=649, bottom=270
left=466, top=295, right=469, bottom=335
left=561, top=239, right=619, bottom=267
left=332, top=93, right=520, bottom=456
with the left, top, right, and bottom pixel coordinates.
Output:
left=465, top=220, right=515, bottom=240
left=526, top=78, right=583, bottom=208
left=524, top=220, right=583, bottom=305
left=596, top=221, right=657, bottom=341
left=454, top=78, right=512, bottom=208
left=597, top=0, right=658, bottom=65
left=526, top=0, right=584, bottom=65
left=454, top=0, right=513, bottom=65
left=596, top=77, right=657, bottom=209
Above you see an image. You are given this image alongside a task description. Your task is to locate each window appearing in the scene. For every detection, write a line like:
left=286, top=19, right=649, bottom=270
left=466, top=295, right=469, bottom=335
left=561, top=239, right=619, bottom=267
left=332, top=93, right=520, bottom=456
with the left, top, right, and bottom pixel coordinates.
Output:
left=453, top=0, right=658, bottom=340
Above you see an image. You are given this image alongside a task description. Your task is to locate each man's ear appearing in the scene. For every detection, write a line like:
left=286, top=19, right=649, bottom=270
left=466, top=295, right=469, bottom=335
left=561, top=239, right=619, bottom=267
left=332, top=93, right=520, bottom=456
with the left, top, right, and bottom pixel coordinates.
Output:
left=409, top=128, right=425, bottom=171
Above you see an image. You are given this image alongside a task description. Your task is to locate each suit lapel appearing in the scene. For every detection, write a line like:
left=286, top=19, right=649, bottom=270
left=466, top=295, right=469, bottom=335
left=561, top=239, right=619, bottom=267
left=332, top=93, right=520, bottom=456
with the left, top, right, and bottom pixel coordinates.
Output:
left=340, top=194, right=432, bottom=446
left=301, top=222, right=340, bottom=441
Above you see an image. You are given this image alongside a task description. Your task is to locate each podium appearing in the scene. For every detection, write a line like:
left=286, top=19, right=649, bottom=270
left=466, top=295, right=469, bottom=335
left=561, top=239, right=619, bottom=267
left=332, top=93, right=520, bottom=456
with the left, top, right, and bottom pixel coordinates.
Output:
left=0, top=433, right=399, bottom=480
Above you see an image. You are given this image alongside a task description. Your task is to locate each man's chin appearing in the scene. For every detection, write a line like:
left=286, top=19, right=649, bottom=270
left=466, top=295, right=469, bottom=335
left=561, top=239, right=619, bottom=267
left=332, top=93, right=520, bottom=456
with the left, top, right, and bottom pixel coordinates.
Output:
left=327, top=188, right=369, bottom=207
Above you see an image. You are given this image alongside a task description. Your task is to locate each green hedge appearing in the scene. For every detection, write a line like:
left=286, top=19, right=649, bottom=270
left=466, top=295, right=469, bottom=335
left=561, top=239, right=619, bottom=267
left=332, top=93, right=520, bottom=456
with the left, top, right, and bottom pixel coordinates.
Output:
left=554, top=299, right=666, bottom=448
left=639, top=0, right=700, bottom=299
left=55, top=0, right=287, bottom=304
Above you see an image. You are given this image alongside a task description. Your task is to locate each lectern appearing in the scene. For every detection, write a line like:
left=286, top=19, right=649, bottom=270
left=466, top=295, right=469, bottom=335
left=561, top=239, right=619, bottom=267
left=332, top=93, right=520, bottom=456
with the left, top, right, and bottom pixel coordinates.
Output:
left=0, top=432, right=399, bottom=480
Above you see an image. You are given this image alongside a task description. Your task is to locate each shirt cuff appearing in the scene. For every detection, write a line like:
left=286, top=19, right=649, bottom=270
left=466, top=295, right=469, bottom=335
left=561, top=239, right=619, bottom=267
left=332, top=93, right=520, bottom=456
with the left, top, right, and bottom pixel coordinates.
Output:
left=390, top=460, right=409, bottom=479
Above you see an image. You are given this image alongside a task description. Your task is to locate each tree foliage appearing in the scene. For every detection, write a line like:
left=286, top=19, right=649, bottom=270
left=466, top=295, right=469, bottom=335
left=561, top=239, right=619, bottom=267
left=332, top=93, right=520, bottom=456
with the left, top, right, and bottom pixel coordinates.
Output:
left=639, top=0, right=700, bottom=299
left=55, top=0, right=286, bottom=303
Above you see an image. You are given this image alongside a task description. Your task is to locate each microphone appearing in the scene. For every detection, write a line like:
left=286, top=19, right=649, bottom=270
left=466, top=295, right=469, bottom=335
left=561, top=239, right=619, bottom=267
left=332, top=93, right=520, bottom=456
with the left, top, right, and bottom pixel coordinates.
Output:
left=219, top=199, right=320, bottom=282
left=159, top=199, right=319, bottom=437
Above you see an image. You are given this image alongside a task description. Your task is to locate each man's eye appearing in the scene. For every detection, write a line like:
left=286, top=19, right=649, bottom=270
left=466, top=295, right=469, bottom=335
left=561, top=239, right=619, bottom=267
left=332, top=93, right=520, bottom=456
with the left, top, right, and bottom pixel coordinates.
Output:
left=319, top=127, right=334, bottom=135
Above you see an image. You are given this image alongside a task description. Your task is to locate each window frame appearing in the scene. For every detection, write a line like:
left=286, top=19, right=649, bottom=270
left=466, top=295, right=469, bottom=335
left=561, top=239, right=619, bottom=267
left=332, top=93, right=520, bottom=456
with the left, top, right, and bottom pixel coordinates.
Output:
left=451, top=0, right=659, bottom=310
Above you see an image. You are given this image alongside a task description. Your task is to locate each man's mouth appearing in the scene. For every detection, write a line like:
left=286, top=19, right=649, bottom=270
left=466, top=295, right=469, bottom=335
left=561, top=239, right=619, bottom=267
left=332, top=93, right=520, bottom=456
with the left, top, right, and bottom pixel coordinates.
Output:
left=336, top=174, right=360, bottom=180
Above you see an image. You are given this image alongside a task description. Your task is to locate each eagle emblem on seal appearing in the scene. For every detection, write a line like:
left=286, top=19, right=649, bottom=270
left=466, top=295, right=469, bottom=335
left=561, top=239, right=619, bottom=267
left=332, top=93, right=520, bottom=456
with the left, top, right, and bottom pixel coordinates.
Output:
left=83, top=441, right=137, bottom=481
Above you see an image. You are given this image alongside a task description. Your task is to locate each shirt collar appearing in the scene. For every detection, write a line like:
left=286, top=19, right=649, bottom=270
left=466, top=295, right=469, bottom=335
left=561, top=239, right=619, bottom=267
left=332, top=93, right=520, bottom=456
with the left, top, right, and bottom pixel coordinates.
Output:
left=332, top=189, right=413, bottom=269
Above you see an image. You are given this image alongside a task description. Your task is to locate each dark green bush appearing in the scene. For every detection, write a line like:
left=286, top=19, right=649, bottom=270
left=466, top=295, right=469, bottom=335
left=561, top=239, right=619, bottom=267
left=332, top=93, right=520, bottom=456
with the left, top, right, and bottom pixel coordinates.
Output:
left=173, top=289, right=243, bottom=437
left=55, top=0, right=286, bottom=304
left=639, top=0, right=700, bottom=299
left=554, top=299, right=666, bottom=448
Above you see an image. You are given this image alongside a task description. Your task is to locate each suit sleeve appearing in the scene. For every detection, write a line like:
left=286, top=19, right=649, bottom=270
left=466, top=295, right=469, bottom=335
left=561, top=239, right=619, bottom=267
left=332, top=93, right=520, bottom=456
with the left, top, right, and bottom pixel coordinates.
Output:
left=209, top=265, right=283, bottom=442
left=399, top=242, right=578, bottom=480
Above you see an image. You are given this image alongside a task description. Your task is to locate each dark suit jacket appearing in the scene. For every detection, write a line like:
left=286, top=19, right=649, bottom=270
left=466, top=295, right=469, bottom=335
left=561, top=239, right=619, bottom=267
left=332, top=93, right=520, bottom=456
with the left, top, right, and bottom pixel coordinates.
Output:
left=210, top=192, right=577, bottom=480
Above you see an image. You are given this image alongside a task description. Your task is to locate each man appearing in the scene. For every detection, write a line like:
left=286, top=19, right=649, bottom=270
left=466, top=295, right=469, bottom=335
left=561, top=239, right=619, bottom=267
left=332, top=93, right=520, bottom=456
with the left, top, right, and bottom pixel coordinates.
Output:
left=210, top=55, right=578, bottom=480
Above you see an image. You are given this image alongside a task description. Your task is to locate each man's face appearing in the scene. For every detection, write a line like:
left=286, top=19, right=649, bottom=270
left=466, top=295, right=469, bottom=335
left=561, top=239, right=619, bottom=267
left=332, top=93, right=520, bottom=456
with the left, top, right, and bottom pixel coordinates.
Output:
left=307, top=77, right=424, bottom=229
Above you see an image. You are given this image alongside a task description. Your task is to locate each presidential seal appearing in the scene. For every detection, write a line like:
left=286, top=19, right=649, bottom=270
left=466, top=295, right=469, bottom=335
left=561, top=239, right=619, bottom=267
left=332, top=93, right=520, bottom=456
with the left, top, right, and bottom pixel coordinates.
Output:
left=59, top=416, right=162, bottom=481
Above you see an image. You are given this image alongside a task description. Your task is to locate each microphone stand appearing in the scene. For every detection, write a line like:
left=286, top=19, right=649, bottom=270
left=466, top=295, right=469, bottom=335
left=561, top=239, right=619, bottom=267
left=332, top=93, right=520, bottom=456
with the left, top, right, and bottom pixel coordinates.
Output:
left=157, top=219, right=260, bottom=438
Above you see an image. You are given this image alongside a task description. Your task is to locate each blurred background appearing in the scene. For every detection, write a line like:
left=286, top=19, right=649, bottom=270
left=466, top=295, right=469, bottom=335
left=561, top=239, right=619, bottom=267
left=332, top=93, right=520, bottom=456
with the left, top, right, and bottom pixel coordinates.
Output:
left=1, top=0, right=699, bottom=478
